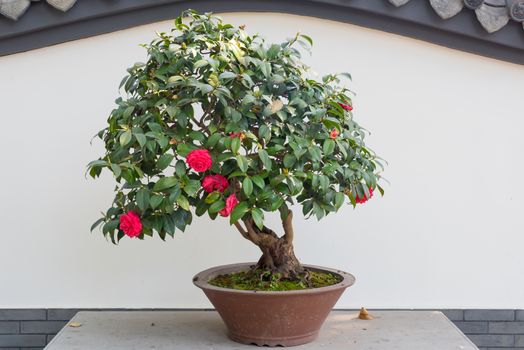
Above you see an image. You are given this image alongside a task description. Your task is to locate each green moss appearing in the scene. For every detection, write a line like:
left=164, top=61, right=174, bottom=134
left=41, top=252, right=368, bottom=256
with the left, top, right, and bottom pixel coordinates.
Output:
left=208, top=269, right=341, bottom=291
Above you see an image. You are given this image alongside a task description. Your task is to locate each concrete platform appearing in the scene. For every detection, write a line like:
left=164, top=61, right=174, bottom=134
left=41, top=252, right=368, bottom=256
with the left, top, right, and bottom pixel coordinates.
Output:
left=44, top=310, right=479, bottom=349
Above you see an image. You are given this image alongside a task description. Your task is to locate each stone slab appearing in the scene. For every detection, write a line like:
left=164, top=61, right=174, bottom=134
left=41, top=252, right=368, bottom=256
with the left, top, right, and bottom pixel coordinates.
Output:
left=44, top=310, right=478, bottom=349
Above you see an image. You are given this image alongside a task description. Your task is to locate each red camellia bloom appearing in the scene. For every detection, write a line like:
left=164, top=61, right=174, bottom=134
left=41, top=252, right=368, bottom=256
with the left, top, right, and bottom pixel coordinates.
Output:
left=355, top=188, right=374, bottom=204
left=119, top=211, right=142, bottom=238
left=202, top=174, right=229, bottom=193
left=229, top=132, right=245, bottom=140
left=329, top=128, right=339, bottom=139
left=219, top=194, right=239, bottom=217
left=339, top=103, right=353, bottom=111
left=186, top=149, right=212, bottom=172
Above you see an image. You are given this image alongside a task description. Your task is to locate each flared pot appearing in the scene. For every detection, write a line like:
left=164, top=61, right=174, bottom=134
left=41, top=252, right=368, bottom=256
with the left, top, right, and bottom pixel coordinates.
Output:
left=193, top=262, right=355, bottom=347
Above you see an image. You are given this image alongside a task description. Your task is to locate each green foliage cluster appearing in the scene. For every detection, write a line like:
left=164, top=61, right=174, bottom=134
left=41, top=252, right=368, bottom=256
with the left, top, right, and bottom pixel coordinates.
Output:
left=88, top=10, right=383, bottom=243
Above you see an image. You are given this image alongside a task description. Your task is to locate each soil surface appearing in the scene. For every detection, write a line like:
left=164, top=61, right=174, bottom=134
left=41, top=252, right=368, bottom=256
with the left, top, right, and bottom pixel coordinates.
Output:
left=209, top=268, right=341, bottom=291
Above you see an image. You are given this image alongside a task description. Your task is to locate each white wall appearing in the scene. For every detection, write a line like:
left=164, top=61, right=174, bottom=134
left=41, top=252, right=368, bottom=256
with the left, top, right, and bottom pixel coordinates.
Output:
left=1, top=13, right=523, bottom=309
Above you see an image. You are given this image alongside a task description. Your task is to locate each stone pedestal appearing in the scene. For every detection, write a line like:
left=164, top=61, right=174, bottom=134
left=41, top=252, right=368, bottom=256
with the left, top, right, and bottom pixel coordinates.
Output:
left=45, top=310, right=478, bottom=349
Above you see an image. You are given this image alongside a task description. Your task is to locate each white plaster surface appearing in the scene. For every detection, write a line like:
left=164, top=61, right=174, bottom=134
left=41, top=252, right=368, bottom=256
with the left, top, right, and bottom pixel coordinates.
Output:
left=0, top=12, right=523, bottom=308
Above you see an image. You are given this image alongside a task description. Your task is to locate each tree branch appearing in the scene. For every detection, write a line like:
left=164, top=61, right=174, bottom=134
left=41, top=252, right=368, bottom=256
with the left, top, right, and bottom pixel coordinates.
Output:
left=262, top=226, right=279, bottom=239
left=233, top=221, right=250, bottom=241
left=242, top=218, right=261, bottom=245
left=282, top=210, right=294, bottom=244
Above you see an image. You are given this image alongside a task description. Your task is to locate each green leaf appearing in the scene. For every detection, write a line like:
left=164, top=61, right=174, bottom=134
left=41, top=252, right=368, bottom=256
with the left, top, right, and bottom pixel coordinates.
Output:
left=195, top=83, right=213, bottom=95
left=251, top=175, right=265, bottom=189
left=270, top=197, right=284, bottom=211
left=308, top=146, right=322, bottom=162
left=219, top=71, right=236, bottom=80
left=164, top=216, right=175, bottom=236
left=195, top=201, right=209, bottom=216
left=334, top=192, right=345, bottom=209
left=175, top=160, right=186, bottom=176
left=209, top=200, right=225, bottom=214
left=183, top=179, right=200, bottom=197
left=323, top=139, right=335, bottom=155
left=236, top=155, right=248, bottom=172
left=300, top=34, right=313, bottom=46
left=340, top=72, right=352, bottom=81
left=194, top=59, right=209, bottom=69
left=283, top=154, right=296, bottom=168
left=258, top=124, right=270, bottom=141
left=258, top=150, right=272, bottom=171
left=377, top=184, right=385, bottom=196
left=123, top=106, right=134, bottom=119
left=110, top=163, right=121, bottom=178
left=251, top=208, right=264, bottom=230
left=205, top=133, right=222, bottom=148
left=260, top=61, right=272, bottom=78
left=230, top=202, right=249, bottom=224
left=313, top=202, right=324, bottom=220
left=157, top=154, right=174, bottom=170
left=319, top=175, right=329, bottom=192
left=136, top=188, right=150, bottom=212
left=267, top=44, right=281, bottom=59
left=231, top=137, right=241, bottom=154
left=243, top=177, right=253, bottom=196
left=153, top=176, right=178, bottom=191
left=270, top=174, right=285, bottom=187
left=176, top=195, right=190, bottom=211
left=150, top=195, right=163, bottom=209
left=205, top=192, right=221, bottom=204
left=119, top=130, right=132, bottom=147
left=135, top=133, right=146, bottom=147
left=168, top=75, right=184, bottom=84
left=90, top=217, right=105, bottom=232
left=176, top=143, right=192, bottom=157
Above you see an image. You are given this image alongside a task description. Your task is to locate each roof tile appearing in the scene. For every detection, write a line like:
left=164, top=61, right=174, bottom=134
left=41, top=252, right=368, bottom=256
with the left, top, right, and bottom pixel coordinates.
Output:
left=47, top=0, right=77, bottom=12
left=0, top=0, right=522, bottom=35
left=0, top=0, right=30, bottom=20
left=430, top=0, right=464, bottom=19
left=475, top=3, right=511, bottom=33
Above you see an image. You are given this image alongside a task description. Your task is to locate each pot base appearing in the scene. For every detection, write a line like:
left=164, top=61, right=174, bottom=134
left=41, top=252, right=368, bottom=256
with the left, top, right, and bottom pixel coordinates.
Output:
left=194, top=263, right=355, bottom=347
left=229, top=330, right=319, bottom=347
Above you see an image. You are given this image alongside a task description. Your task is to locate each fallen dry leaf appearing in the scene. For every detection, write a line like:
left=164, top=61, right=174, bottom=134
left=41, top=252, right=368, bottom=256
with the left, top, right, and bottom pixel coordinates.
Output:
left=358, top=307, right=373, bottom=320
left=269, top=100, right=284, bottom=114
left=68, top=322, right=82, bottom=328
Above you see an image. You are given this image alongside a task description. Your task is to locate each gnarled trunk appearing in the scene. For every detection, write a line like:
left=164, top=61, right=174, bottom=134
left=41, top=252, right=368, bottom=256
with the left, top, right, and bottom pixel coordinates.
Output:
left=255, top=229, right=305, bottom=279
left=234, top=210, right=307, bottom=281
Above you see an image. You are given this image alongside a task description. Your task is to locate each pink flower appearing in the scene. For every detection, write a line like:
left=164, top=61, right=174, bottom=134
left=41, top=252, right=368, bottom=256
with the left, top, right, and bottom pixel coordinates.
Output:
left=119, top=211, right=142, bottom=238
left=355, top=188, right=373, bottom=204
left=202, top=174, right=229, bottom=193
left=329, top=128, right=339, bottom=139
left=219, top=194, right=239, bottom=217
left=339, top=103, right=353, bottom=111
left=186, top=149, right=212, bottom=172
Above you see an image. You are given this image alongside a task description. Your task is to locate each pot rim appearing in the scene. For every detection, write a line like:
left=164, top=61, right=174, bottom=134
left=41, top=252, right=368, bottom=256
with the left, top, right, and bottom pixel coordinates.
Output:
left=193, top=262, right=355, bottom=295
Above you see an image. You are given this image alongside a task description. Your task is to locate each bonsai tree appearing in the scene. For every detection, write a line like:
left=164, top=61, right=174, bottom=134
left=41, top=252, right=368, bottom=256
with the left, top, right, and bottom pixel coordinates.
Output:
left=89, top=10, right=383, bottom=281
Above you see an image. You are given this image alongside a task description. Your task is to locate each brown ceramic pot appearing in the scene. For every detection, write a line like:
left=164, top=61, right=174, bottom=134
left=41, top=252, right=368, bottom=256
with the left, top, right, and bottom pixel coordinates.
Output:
left=193, top=262, right=355, bottom=347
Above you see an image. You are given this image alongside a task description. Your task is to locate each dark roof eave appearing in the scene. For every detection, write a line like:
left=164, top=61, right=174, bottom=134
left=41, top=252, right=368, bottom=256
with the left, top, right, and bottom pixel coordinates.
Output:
left=0, top=0, right=523, bottom=64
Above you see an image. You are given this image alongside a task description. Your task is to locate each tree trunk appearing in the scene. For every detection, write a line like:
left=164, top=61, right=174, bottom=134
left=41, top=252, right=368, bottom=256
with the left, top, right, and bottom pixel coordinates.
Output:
left=234, top=210, right=307, bottom=281
left=255, top=232, right=305, bottom=279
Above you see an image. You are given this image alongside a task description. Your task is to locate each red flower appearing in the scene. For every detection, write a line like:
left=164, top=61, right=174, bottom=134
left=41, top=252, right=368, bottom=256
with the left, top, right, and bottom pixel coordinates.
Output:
left=339, top=103, right=353, bottom=111
left=219, top=194, right=239, bottom=217
left=229, top=132, right=245, bottom=140
left=186, top=149, right=212, bottom=172
left=329, top=128, right=339, bottom=139
left=355, top=188, right=373, bottom=204
left=202, top=174, right=229, bottom=193
left=119, top=211, right=142, bottom=238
